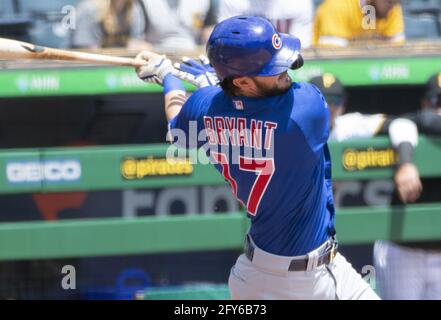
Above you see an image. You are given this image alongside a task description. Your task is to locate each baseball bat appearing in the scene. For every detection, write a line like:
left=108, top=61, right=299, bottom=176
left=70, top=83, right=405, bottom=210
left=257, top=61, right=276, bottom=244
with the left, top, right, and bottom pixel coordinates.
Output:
left=0, top=37, right=145, bottom=67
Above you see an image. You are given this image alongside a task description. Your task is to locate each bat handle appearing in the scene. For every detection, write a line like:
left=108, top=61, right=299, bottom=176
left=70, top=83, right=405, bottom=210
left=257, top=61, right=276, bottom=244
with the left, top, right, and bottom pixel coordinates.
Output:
left=129, top=58, right=147, bottom=68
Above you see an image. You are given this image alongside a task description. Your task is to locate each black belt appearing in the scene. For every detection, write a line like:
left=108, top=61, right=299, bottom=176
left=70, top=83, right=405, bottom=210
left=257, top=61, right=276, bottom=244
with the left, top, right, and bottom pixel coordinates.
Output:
left=244, top=235, right=338, bottom=272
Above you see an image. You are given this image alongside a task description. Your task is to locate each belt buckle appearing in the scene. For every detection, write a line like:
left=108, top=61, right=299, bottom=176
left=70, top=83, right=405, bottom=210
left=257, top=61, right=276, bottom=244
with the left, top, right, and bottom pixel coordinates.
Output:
left=329, top=242, right=337, bottom=264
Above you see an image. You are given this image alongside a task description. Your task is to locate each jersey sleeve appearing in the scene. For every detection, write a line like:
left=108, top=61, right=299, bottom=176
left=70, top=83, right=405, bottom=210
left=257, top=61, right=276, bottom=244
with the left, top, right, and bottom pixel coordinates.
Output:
left=168, top=87, right=212, bottom=149
left=388, top=118, right=418, bottom=148
left=330, top=113, right=386, bottom=141
left=292, top=83, right=330, bottom=156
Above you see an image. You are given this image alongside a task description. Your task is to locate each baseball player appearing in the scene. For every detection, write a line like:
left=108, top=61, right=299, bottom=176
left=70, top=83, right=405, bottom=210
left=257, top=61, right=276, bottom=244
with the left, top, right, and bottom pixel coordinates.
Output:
left=135, top=16, right=379, bottom=300
left=309, top=74, right=422, bottom=205
left=309, top=73, right=441, bottom=300
left=374, top=73, right=441, bottom=300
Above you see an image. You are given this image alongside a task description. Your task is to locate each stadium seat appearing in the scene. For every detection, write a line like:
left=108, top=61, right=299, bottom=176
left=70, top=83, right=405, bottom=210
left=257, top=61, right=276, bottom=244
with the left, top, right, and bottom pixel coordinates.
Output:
left=404, top=14, right=440, bottom=39
left=16, top=0, right=81, bottom=12
left=0, top=0, right=15, bottom=15
left=402, top=0, right=441, bottom=10
left=82, top=268, right=151, bottom=300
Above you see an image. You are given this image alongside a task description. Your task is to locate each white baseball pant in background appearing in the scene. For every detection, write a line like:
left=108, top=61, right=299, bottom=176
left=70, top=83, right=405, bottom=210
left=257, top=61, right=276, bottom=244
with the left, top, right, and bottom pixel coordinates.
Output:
left=374, top=240, right=441, bottom=300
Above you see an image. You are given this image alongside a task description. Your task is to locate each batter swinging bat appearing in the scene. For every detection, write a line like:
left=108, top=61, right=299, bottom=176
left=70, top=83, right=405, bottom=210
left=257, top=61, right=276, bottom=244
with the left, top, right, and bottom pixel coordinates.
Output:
left=0, top=37, right=145, bottom=67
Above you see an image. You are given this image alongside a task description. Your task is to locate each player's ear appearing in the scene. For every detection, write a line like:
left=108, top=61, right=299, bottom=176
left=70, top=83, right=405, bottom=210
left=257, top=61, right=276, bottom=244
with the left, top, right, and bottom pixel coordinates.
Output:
left=232, top=77, right=253, bottom=90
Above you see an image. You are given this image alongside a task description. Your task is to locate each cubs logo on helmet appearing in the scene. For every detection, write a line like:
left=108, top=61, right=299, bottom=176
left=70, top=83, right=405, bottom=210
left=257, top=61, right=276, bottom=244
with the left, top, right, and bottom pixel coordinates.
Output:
left=272, top=34, right=282, bottom=50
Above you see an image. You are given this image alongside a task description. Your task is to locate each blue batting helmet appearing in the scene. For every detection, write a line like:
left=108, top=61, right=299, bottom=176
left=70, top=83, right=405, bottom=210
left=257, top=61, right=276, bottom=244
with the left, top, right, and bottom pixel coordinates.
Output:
left=206, top=15, right=303, bottom=81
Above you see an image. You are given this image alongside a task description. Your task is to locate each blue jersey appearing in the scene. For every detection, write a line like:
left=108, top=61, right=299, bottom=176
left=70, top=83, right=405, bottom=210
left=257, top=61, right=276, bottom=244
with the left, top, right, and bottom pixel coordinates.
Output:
left=169, top=83, right=336, bottom=256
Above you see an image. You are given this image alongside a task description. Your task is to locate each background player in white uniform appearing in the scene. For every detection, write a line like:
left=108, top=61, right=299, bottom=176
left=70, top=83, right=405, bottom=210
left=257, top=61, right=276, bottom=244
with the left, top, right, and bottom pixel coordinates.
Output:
left=375, top=73, right=441, bottom=300
left=217, top=0, right=314, bottom=48
left=310, top=73, right=441, bottom=299
left=310, top=74, right=422, bottom=205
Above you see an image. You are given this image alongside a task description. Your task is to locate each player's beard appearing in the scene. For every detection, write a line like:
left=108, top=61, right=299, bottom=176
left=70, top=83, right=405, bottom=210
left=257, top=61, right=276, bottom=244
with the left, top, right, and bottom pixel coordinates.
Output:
left=252, top=72, right=292, bottom=97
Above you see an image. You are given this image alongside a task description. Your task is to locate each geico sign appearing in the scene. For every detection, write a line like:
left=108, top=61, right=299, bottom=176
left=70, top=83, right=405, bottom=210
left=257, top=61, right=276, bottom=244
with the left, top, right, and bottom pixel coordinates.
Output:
left=6, top=160, right=81, bottom=183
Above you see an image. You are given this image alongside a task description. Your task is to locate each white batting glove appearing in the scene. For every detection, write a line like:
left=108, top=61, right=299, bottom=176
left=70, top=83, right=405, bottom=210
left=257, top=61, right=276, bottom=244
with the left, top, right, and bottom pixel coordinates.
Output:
left=172, top=55, right=219, bottom=88
left=135, top=51, right=174, bottom=85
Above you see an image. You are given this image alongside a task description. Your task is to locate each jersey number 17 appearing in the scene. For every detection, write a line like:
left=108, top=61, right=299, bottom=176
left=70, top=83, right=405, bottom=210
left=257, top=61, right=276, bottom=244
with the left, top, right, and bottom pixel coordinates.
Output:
left=211, top=152, right=275, bottom=216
